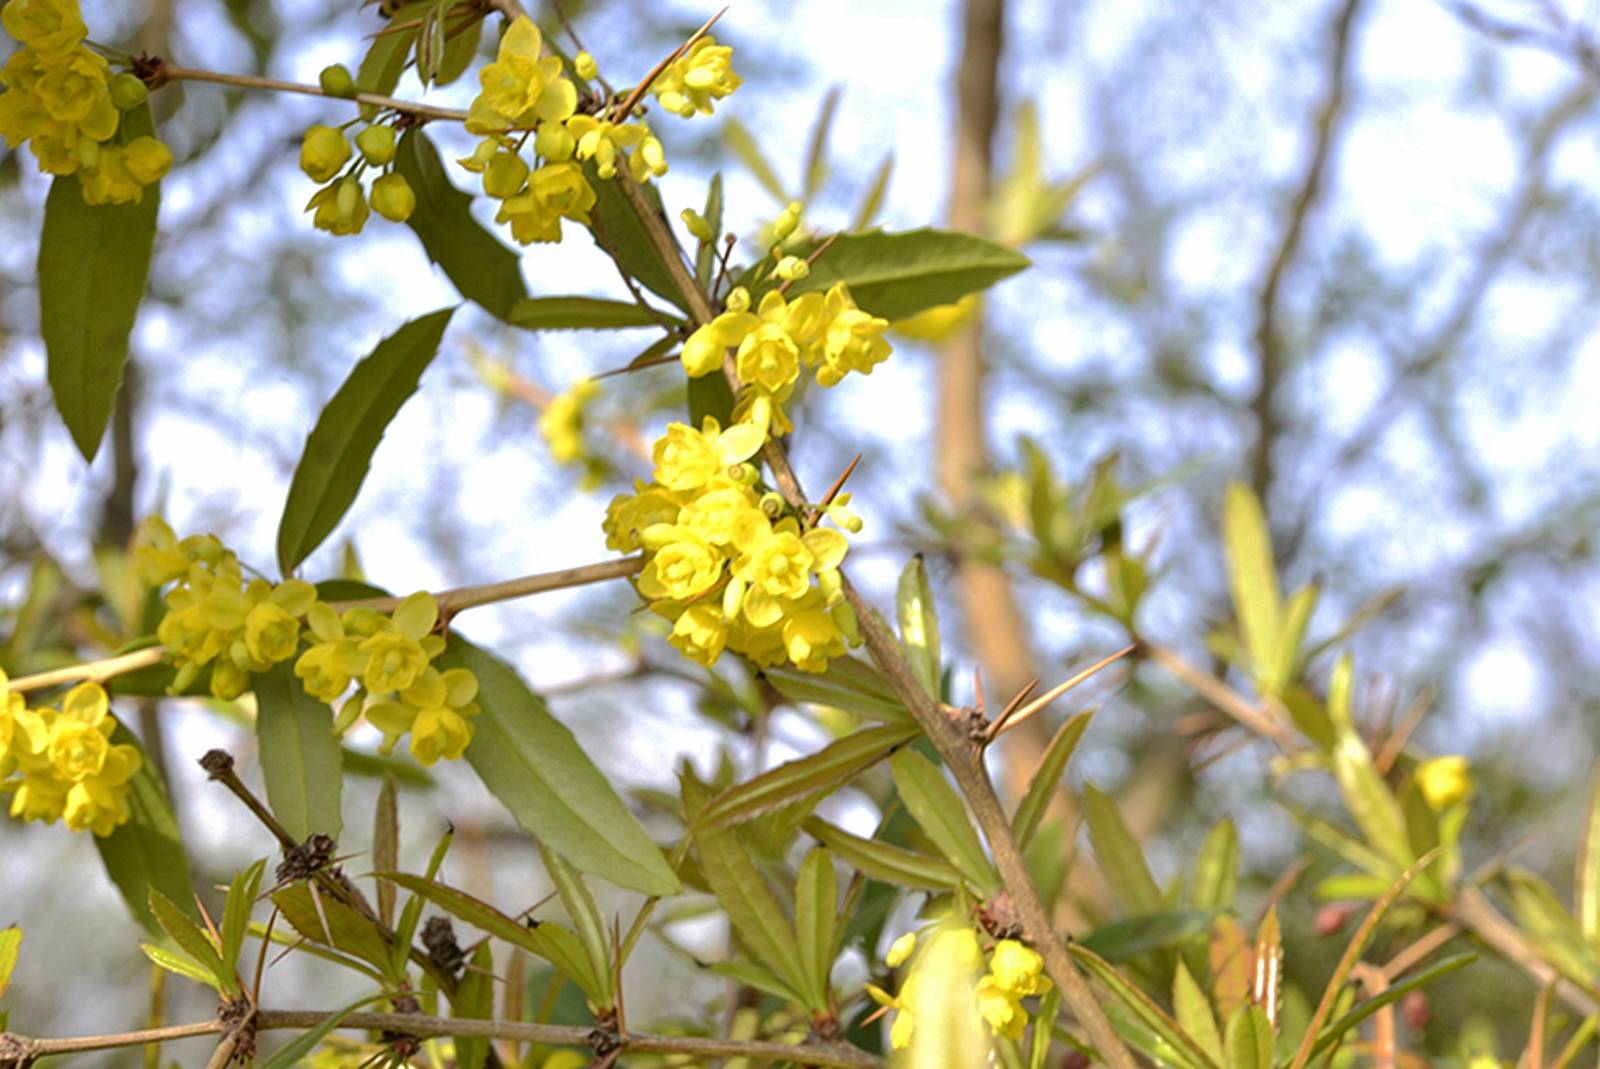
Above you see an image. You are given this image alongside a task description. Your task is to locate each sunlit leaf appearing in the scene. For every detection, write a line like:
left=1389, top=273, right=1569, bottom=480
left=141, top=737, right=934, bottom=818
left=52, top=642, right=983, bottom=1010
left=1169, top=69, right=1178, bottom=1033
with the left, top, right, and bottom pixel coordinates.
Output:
left=255, top=662, right=343, bottom=842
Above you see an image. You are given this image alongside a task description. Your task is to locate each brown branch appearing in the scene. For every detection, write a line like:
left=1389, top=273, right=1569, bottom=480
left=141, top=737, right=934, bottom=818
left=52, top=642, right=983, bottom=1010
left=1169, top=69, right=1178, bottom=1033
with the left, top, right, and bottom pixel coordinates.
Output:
left=155, top=65, right=471, bottom=123
left=1249, top=0, right=1365, bottom=505
left=0, top=1011, right=884, bottom=1069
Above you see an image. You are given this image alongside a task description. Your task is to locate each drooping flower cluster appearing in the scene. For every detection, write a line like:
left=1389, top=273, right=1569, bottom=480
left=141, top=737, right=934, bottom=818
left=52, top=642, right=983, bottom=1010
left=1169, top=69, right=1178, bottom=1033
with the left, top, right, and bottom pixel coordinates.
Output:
left=650, top=36, right=741, bottom=119
left=680, top=283, right=891, bottom=433
left=868, top=927, right=1053, bottom=1049
left=134, top=518, right=479, bottom=766
left=603, top=416, right=862, bottom=673
left=298, top=118, right=415, bottom=236
left=0, top=0, right=173, bottom=204
left=0, top=674, right=141, bottom=836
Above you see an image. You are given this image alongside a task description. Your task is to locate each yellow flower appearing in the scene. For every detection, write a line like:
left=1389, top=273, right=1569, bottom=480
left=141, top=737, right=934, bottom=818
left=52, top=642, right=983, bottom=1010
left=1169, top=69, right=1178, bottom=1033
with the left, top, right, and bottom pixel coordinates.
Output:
left=403, top=667, right=479, bottom=765
left=885, top=931, right=918, bottom=968
left=893, top=295, right=979, bottom=342
left=300, top=124, right=351, bottom=183
left=1417, top=755, right=1474, bottom=810
left=819, top=285, right=892, bottom=386
left=467, top=17, right=576, bottom=133
left=651, top=37, right=741, bottom=118
left=735, top=323, right=801, bottom=394
left=539, top=379, right=600, bottom=464
left=986, top=939, right=1050, bottom=998
left=680, top=310, right=759, bottom=378
left=742, top=531, right=813, bottom=599
left=369, top=173, right=415, bottom=222
left=295, top=602, right=365, bottom=703
left=495, top=162, right=593, bottom=244
left=122, top=135, right=172, bottom=185
left=62, top=743, right=140, bottom=835
left=652, top=418, right=764, bottom=491
left=565, top=115, right=665, bottom=181
left=358, top=592, right=440, bottom=694
left=482, top=149, right=530, bottom=198
left=677, top=483, right=762, bottom=546
left=603, top=483, right=683, bottom=553
left=668, top=603, right=728, bottom=666
left=306, top=177, right=369, bottom=236
left=2, top=0, right=87, bottom=54
left=32, top=46, right=109, bottom=124
left=974, top=977, right=1027, bottom=1040
left=637, top=527, right=723, bottom=601
left=781, top=608, right=845, bottom=673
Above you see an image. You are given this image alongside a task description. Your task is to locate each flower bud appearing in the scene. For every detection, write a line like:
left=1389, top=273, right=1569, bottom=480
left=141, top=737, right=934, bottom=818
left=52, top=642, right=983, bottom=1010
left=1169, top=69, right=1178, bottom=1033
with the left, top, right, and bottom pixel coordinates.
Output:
left=123, top=136, right=173, bottom=185
left=109, top=72, right=149, bottom=111
left=320, top=63, right=358, bottom=99
left=534, top=121, right=575, bottom=162
left=725, top=286, right=751, bottom=313
left=370, top=172, right=415, bottom=222
left=482, top=151, right=530, bottom=198
left=300, top=124, right=351, bottom=183
left=355, top=123, right=396, bottom=166
left=680, top=207, right=714, bottom=243
left=574, top=51, right=599, bottom=81
left=775, top=255, right=810, bottom=281
left=759, top=492, right=785, bottom=519
left=773, top=200, right=803, bottom=241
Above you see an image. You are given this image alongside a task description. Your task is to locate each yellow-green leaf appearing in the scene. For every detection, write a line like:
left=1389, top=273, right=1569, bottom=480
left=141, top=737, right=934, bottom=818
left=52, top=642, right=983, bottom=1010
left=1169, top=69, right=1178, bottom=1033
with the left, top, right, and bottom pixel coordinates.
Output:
left=1083, top=782, right=1161, bottom=916
left=890, top=750, right=999, bottom=894
left=802, top=817, right=962, bottom=891
left=1012, top=708, right=1095, bottom=848
left=785, top=228, right=1030, bottom=320
left=1175, top=961, right=1225, bottom=1067
left=1222, top=482, right=1281, bottom=686
left=255, top=663, right=343, bottom=842
left=1578, top=769, right=1600, bottom=940
left=896, top=555, right=942, bottom=699
left=148, top=888, right=232, bottom=995
left=1224, top=1005, right=1274, bottom=1069
left=0, top=928, right=20, bottom=1001
left=794, top=847, right=837, bottom=1013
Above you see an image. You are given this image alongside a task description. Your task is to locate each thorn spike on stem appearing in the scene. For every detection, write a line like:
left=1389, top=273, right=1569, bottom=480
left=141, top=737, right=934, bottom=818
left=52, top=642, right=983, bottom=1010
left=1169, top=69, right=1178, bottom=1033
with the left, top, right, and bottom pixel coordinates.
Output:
left=973, top=669, right=986, bottom=714
left=615, top=6, right=728, bottom=120
left=809, top=453, right=862, bottom=524
left=987, top=646, right=1135, bottom=742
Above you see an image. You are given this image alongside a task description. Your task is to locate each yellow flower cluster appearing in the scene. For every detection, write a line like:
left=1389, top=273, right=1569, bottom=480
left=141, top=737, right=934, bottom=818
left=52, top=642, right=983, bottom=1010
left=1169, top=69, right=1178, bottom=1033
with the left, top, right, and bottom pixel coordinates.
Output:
left=604, top=416, right=861, bottom=673
left=299, top=121, right=415, bottom=236
left=680, top=283, right=891, bottom=433
left=0, top=674, right=141, bottom=836
left=134, top=519, right=479, bottom=766
left=0, top=0, right=173, bottom=204
left=457, top=18, right=739, bottom=245
left=538, top=379, right=601, bottom=465
left=1416, top=754, right=1474, bottom=811
left=868, top=928, right=1053, bottom=1049
left=650, top=37, right=741, bottom=119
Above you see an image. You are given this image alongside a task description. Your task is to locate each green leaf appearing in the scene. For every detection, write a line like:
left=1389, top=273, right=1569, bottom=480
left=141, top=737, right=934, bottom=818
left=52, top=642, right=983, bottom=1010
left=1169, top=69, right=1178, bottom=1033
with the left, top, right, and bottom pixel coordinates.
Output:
left=1070, top=943, right=1219, bottom=1069
left=394, top=129, right=527, bottom=321
left=852, top=154, right=894, bottom=232
left=1506, top=868, right=1600, bottom=986
left=1222, top=482, right=1281, bottom=688
left=1083, top=782, right=1161, bottom=916
left=723, top=117, right=789, bottom=205
left=785, top=228, right=1030, bottom=320
left=802, top=817, right=962, bottom=891
left=1307, top=953, right=1476, bottom=1060
left=148, top=888, right=232, bottom=994
left=1012, top=708, right=1095, bottom=848
left=439, top=635, right=679, bottom=896
left=379, top=873, right=602, bottom=1000
left=895, top=555, right=942, bottom=699
left=1223, top=1005, right=1274, bottom=1069
left=140, top=943, right=221, bottom=988
left=708, top=959, right=809, bottom=1006
left=688, top=371, right=735, bottom=428
left=889, top=750, right=999, bottom=894
left=794, top=847, right=837, bottom=1012
left=1174, top=961, right=1224, bottom=1067
left=507, top=296, right=676, bottom=331
left=1326, top=656, right=1412, bottom=871
left=802, top=87, right=841, bottom=202
left=1285, top=851, right=1439, bottom=1069
left=40, top=121, right=161, bottom=461
left=0, top=928, right=20, bottom=1001
left=277, top=307, right=456, bottom=575
left=434, top=8, right=482, bottom=87
left=220, top=859, right=267, bottom=978
left=695, top=722, right=918, bottom=829
left=538, top=843, right=615, bottom=1009
left=357, top=2, right=430, bottom=95
left=1080, top=910, right=1216, bottom=963
left=585, top=167, right=691, bottom=313
left=694, top=172, right=724, bottom=287
left=451, top=943, right=497, bottom=1069
left=1191, top=819, right=1239, bottom=912
left=255, top=662, right=344, bottom=842
left=258, top=995, right=383, bottom=1069
left=1578, top=768, right=1600, bottom=940
left=374, top=777, right=399, bottom=927
left=1266, top=585, right=1318, bottom=695
left=684, top=775, right=809, bottom=998
left=94, top=721, right=195, bottom=936
left=763, top=656, right=911, bottom=723
left=271, top=883, right=400, bottom=981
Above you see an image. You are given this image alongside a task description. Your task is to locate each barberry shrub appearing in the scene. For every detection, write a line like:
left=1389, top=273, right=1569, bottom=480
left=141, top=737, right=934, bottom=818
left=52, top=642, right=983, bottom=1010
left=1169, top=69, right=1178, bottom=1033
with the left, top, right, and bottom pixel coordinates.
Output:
left=0, top=3, right=1592, bottom=1069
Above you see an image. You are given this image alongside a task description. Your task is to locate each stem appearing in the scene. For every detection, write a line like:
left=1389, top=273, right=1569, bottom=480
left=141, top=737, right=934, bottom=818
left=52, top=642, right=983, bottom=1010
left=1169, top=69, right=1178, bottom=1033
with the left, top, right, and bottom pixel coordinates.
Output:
left=157, top=65, right=470, bottom=123
left=610, top=159, right=1140, bottom=1069
left=1140, top=642, right=1301, bottom=750
left=7, top=558, right=643, bottom=695
left=0, top=1011, right=884, bottom=1069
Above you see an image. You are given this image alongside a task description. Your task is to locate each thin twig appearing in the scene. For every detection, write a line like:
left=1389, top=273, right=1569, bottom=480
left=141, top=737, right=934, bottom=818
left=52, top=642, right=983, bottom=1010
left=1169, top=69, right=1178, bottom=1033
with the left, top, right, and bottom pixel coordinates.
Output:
left=1140, top=642, right=1301, bottom=750
left=155, top=64, right=470, bottom=123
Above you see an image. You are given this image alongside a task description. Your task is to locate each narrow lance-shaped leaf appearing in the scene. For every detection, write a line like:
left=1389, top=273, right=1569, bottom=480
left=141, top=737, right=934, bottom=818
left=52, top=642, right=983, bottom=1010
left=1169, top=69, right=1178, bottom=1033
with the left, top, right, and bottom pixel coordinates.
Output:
left=374, top=776, right=399, bottom=927
left=1224, top=1005, right=1274, bottom=1069
left=255, top=662, right=344, bottom=842
left=1307, top=952, right=1476, bottom=1060
left=277, top=307, right=456, bottom=575
left=794, top=847, right=837, bottom=1013
left=219, top=859, right=267, bottom=979
left=723, top=117, right=789, bottom=204
left=507, top=296, right=678, bottom=331
left=890, top=750, right=1000, bottom=895
left=0, top=928, right=20, bottom=1001
left=538, top=843, right=615, bottom=1010
left=94, top=720, right=196, bottom=936
left=1012, top=708, right=1095, bottom=848
left=1222, top=482, right=1281, bottom=686
left=694, top=172, right=724, bottom=287
left=852, top=154, right=894, bottom=232
left=439, top=635, right=680, bottom=896
left=802, top=817, right=962, bottom=891
left=1174, top=961, right=1225, bottom=1067
left=270, top=883, right=399, bottom=982
left=1069, top=942, right=1220, bottom=1069
left=1191, top=819, right=1240, bottom=912
left=803, top=87, right=841, bottom=202
left=148, top=889, right=233, bottom=995
left=40, top=102, right=162, bottom=462
left=1081, top=911, right=1216, bottom=964
left=451, top=943, right=497, bottom=1069
left=683, top=775, right=809, bottom=999
left=1083, top=783, right=1162, bottom=916
left=257, top=996, right=385, bottom=1069
left=1266, top=585, right=1319, bottom=696
left=785, top=228, right=1031, bottom=320
left=585, top=166, right=691, bottom=313
left=896, top=555, right=942, bottom=699
left=1326, top=655, right=1412, bottom=871
left=763, top=656, right=911, bottom=723
left=1578, top=768, right=1600, bottom=940
left=395, top=129, right=528, bottom=320
left=694, top=722, right=918, bottom=829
